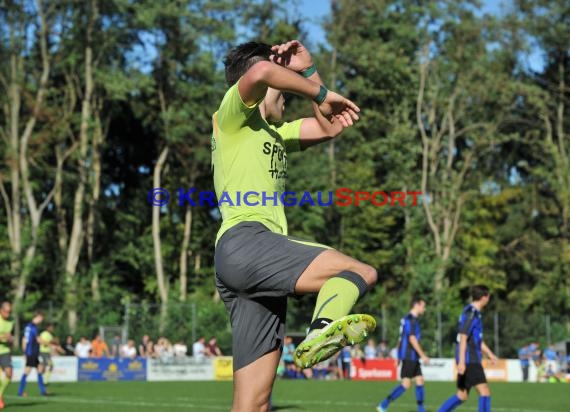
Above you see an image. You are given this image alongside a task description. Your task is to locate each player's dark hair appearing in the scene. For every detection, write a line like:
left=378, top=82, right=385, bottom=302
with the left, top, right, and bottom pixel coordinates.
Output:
left=410, top=296, right=424, bottom=308
left=224, top=41, right=272, bottom=86
left=471, top=284, right=490, bottom=301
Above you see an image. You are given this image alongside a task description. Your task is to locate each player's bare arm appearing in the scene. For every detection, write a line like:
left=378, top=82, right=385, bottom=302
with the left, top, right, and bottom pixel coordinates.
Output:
left=409, top=335, right=430, bottom=364
left=238, top=57, right=360, bottom=126
left=271, top=39, right=359, bottom=148
left=458, top=334, right=468, bottom=374
left=481, top=341, right=497, bottom=363
left=53, top=341, right=65, bottom=355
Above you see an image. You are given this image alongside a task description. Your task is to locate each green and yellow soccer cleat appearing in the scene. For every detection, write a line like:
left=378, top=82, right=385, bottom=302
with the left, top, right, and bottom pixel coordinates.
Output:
left=294, top=314, right=376, bottom=369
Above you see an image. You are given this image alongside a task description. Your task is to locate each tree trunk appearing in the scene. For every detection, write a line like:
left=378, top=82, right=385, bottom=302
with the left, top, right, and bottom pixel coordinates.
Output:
left=416, top=47, right=475, bottom=301
left=194, top=252, right=202, bottom=289
left=5, top=0, right=52, bottom=344
left=54, top=80, right=77, bottom=259
left=6, top=39, right=22, bottom=324
left=55, top=147, right=68, bottom=257
left=555, top=61, right=568, bottom=236
left=179, top=205, right=192, bottom=301
left=88, top=105, right=104, bottom=302
left=7, top=48, right=22, bottom=273
left=153, top=146, right=170, bottom=333
left=64, top=0, right=97, bottom=333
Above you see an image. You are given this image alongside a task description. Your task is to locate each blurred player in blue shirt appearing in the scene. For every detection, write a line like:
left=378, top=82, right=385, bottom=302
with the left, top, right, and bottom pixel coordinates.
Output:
left=18, top=311, right=47, bottom=397
left=543, top=345, right=559, bottom=375
left=438, top=285, right=498, bottom=412
left=518, top=344, right=530, bottom=382
left=377, top=297, right=429, bottom=412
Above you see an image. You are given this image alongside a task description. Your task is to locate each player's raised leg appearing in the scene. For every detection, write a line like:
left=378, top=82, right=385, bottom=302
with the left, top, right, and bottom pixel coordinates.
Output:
left=293, top=249, right=377, bottom=369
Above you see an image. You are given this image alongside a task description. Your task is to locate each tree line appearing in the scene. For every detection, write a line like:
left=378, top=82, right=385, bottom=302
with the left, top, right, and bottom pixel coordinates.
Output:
left=0, top=0, right=568, bottom=356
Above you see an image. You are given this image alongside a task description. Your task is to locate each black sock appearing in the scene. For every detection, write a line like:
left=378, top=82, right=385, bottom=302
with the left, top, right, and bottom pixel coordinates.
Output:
left=309, top=317, right=333, bottom=331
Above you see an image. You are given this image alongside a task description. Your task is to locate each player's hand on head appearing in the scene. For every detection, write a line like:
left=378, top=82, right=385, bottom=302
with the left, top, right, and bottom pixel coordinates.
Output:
left=270, top=40, right=313, bottom=73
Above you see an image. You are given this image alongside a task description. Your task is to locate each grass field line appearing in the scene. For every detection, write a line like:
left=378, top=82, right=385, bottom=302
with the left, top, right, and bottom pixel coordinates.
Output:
left=5, top=395, right=227, bottom=410
left=5, top=394, right=560, bottom=412
left=173, top=396, right=560, bottom=412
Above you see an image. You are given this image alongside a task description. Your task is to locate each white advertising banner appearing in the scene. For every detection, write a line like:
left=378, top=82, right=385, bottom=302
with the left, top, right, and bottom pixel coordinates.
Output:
left=147, top=357, right=214, bottom=381
left=11, top=356, right=78, bottom=382
left=506, top=359, right=543, bottom=382
left=422, top=359, right=540, bottom=382
left=418, top=358, right=455, bottom=381
left=507, top=359, right=524, bottom=382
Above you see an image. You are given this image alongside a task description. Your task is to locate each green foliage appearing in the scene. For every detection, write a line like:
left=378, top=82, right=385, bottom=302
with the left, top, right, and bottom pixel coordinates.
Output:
left=0, top=0, right=568, bottom=356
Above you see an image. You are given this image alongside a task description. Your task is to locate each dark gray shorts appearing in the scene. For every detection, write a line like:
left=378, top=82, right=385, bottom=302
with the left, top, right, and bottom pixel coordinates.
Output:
left=40, top=353, right=52, bottom=366
left=215, top=221, right=328, bottom=371
left=457, top=363, right=487, bottom=391
left=0, top=353, right=12, bottom=369
left=401, top=360, right=422, bottom=378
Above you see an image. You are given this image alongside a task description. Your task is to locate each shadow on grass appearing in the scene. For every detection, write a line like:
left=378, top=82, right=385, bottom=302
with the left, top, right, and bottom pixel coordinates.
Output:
left=271, top=405, right=303, bottom=411
left=5, top=401, right=44, bottom=408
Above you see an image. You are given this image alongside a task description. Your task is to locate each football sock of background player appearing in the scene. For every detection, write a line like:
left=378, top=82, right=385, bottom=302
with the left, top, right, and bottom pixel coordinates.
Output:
left=37, top=373, right=46, bottom=394
left=416, top=385, right=425, bottom=410
left=479, top=396, right=491, bottom=412
left=18, top=372, right=46, bottom=396
left=438, top=394, right=464, bottom=412
left=380, top=384, right=406, bottom=409
left=17, top=374, right=27, bottom=395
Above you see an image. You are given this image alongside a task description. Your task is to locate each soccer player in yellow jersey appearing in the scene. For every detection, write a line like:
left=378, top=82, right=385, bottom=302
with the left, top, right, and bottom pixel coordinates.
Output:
left=212, top=40, right=377, bottom=411
left=39, top=324, right=55, bottom=385
left=0, top=302, right=14, bottom=409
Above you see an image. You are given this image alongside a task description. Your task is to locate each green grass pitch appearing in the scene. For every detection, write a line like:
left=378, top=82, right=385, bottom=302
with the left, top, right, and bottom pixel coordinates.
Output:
left=3, top=380, right=567, bottom=411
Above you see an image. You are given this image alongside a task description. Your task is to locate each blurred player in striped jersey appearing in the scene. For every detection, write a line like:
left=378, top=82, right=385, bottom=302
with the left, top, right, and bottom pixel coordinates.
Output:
left=18, top=311, right=47, bottom=397
left=377, top=296, right=430, bottom=412
left=438, top=285, right=497, bottom=412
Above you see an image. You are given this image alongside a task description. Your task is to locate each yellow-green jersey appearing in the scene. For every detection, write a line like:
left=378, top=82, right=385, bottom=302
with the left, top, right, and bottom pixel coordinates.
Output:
left=40, top=330, right=53, bottom=354
left=212, top=81, right=302, bottom=243
left=0, top=317, right=14, bottom=355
